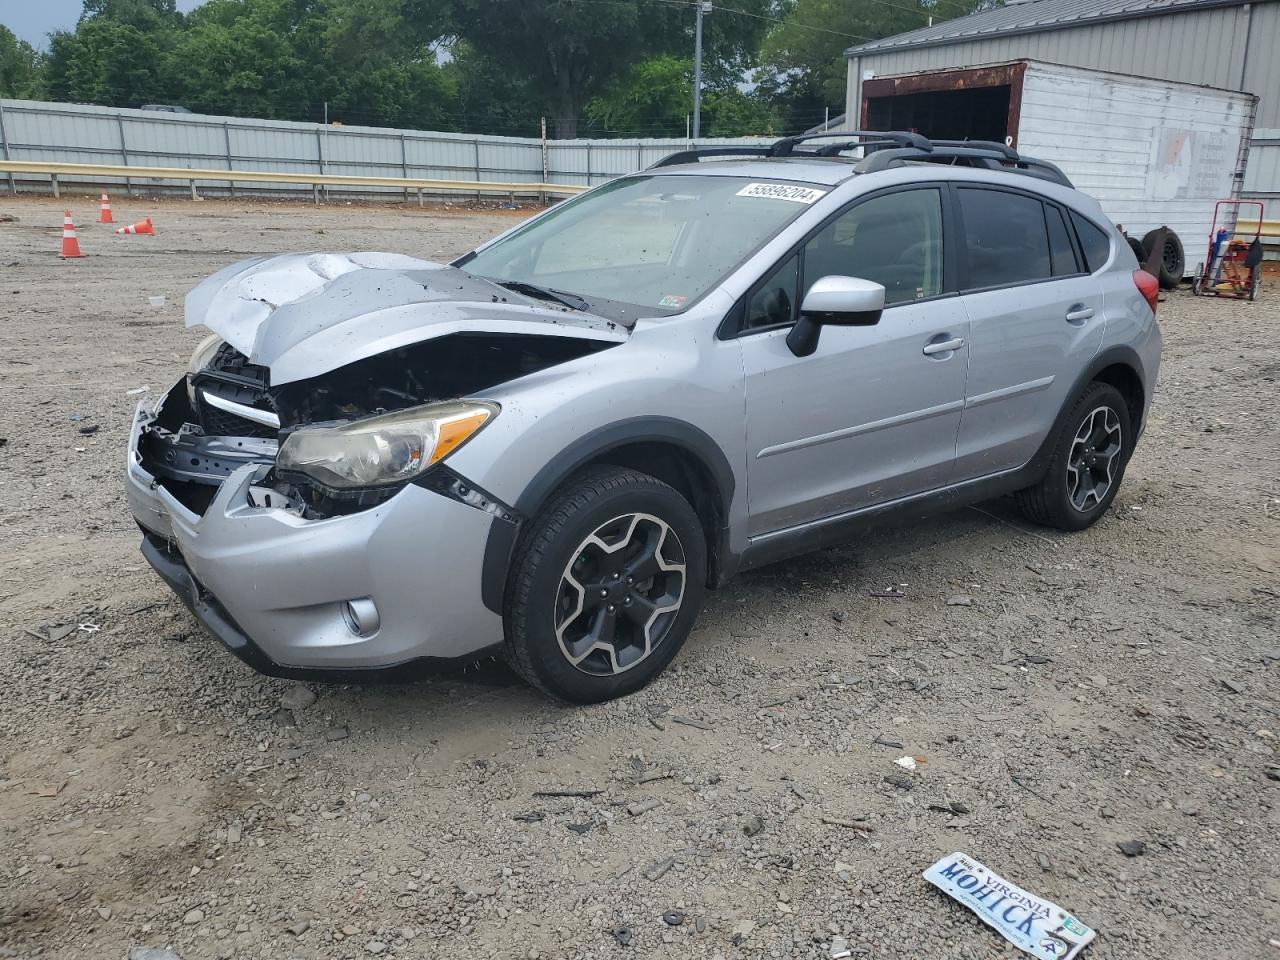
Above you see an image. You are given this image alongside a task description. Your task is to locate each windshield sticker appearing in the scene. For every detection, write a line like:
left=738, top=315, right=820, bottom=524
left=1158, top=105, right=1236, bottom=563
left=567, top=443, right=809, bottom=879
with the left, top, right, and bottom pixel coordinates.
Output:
left=659, top=294, right=689, bottom=308
left=736, top=183, right=827, bottom=204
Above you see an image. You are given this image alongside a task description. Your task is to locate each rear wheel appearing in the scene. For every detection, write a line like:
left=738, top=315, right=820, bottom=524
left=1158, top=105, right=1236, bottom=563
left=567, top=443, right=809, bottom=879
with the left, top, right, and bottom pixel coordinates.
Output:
left=1015, top=382, right=1133, bottom=532
left=503, top=466, right=706, bottom=703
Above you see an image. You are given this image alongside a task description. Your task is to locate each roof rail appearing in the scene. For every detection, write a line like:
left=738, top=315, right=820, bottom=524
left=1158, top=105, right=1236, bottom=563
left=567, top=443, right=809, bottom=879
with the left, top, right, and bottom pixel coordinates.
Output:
left=648, top=130, right=930, bottom=169
left=649, top=145, right=775, bottom=168
left=855, top=144, right=1074, bottom=187
left=767, top=130, right=932, bottom=156
left=931, top=139, right=1017, bottom=160
left=648, top=132, right=1073, bottom=188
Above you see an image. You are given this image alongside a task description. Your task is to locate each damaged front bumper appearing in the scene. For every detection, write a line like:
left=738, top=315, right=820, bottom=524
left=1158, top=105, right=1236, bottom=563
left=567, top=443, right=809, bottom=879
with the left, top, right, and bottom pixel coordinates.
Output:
left=127, top=392, right=505, bottom=676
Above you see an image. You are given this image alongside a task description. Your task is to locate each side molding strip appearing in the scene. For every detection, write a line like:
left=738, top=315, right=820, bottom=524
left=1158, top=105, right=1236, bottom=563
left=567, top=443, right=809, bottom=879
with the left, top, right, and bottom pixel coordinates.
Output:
left=757, top=399, right=964, bottom=459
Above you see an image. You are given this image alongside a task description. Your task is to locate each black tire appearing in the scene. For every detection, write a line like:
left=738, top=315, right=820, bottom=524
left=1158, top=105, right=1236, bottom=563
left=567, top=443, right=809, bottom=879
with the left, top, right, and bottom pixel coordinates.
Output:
left=503, top=465, right=706, bottom=703
left=1125, top=236, right=1145, bottom=264
left=1015, top=382, right=1133, bottom=532
left=1141, top=228, right=1184, bottom=290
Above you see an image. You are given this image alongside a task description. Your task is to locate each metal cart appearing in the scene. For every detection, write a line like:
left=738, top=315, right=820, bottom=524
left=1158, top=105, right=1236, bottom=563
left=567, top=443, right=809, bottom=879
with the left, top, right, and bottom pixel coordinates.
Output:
left=1192, top=200, right=1265, bottom=300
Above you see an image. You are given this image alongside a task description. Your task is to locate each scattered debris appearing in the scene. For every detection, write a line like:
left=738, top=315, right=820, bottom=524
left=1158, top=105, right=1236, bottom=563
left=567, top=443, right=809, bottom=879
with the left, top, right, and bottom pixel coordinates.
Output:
left=324, top=725, right=350, bottom=742
left=1265, top=769, right=1280, bottom=783
left=870, top=587, right=905, bottom=599
left=742, top=814, right=765, bottom=836
left=671, top=715, right=713, bottom=730
left=894, top=756, right=918, bottom=772
left=627, top=798, right=660, bottom=817
left=532, top=788, right=603, bottom=799
left=611, top=925, right=633, bottom=946
left=926, top=800, right=971, bottom=815
left=125, top=386, right=150, bottom=396
left=644, top=857, right=675, bottom=881
left=947, top=595, right=974, bottom=607
left=1116, top=839, right=1146, bottom=857
left=512, top=810, right=545, bottom=823
left=1006, top=762, right=1052, bottom=804
left=873, top=735, right=904, bottom=749
left=924, top=852, right=1095, bottom=959
left=128, top=950, right=183, bottom=960
left=280, top=685, right=317, bottom=712
left=662, top=910, right=685, bottom=926
left=1219, top=678, right=1244, bottom=694
left=566, top=822, right=593, bottom=835
left=286, top=919, right=310, bottom=936
left=821, top=816, right=873, bottom=835
left=77, top=423, right=99, bottom=435
left=883, top=773, right=914, bottom=791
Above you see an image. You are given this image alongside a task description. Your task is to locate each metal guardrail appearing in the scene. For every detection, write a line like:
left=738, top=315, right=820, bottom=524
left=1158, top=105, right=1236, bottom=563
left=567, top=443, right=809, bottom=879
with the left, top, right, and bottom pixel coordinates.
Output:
left=0, top=160, right=588, bottom=203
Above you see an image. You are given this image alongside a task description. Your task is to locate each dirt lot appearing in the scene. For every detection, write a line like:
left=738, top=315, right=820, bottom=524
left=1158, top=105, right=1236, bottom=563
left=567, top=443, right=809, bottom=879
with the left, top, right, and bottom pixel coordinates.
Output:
left=1, top=195, right=1277, bottom=960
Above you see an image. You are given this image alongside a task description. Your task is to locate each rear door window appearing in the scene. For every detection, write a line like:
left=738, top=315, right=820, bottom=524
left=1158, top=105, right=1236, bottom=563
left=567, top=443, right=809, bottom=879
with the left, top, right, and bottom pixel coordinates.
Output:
left=1070, top=210, right=1114, bottom=273
left=958, top=188, right=1052, bottom=289
left=1045, top=204, right=1081, bottom=276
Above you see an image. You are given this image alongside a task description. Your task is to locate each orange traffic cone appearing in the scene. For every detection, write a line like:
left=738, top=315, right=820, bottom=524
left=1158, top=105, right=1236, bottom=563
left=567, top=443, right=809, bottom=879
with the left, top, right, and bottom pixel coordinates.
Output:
left=60, top=211, right=85, bottom=259
left=98, top=192, right=114, bottom=224
left=115, top=217, right=154, bottom=236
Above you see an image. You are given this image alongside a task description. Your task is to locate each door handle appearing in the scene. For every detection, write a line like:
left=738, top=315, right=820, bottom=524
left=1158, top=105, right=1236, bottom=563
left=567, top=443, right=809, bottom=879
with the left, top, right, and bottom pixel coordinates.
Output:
left=922, top=337, right=965, bottom=356
left=1066, top=305, right=1095, bottom=323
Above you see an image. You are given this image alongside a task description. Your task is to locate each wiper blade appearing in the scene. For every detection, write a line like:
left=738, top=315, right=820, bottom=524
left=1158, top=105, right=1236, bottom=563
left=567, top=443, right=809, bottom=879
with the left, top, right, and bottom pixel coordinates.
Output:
left=496, top=280, right=590, bottom=312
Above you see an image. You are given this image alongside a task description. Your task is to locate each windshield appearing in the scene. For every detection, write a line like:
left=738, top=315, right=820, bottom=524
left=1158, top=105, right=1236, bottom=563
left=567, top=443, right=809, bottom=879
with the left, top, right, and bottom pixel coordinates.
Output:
left=459, top=175, right=827, bottom=319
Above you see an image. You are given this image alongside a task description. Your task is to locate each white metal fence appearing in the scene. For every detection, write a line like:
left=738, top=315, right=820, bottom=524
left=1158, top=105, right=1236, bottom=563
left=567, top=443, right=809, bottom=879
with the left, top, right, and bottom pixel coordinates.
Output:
left=0, top=99, right=770, bottom=199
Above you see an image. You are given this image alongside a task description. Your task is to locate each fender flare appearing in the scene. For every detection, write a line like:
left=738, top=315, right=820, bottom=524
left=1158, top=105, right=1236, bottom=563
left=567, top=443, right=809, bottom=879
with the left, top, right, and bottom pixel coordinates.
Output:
left=480, top=417, right=737, bottom=614
left=1025, top=343, right=1149, bottom=479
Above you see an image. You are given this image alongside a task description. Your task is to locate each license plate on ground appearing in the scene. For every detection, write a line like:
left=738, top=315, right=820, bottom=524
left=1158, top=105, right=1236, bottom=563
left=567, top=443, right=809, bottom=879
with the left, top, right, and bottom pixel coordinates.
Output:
left=924, top=852, right=1096, bottom=959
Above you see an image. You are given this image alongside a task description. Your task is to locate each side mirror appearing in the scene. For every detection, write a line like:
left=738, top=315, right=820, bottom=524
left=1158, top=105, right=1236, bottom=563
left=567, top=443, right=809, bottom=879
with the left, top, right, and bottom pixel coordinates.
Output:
left=786, top=276, right=886, bottom=357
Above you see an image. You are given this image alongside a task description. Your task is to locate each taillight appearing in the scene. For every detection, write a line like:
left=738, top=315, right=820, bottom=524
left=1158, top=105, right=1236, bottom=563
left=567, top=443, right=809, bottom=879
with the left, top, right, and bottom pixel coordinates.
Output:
left=1132, top=269, right=1159, bottom=314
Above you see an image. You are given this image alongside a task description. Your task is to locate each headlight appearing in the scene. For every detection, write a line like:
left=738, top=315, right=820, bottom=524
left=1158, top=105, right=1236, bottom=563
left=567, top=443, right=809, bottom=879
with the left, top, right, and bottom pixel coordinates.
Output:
left=276, top=400, right=498, bottom=490
left=188, top=333, right=224, bottom=375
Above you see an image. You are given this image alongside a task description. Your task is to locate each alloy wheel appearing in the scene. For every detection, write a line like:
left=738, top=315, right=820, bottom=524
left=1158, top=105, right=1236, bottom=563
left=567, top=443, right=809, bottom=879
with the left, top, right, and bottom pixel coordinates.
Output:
left=1066, top=406, right=1123, bottom=512
left=554, top=513, right=686, bottom=676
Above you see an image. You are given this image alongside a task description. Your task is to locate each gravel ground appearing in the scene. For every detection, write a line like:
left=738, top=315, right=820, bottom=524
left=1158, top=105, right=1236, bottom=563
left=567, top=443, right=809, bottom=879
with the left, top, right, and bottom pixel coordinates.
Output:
left=1, top=195, right=1278, bottom=960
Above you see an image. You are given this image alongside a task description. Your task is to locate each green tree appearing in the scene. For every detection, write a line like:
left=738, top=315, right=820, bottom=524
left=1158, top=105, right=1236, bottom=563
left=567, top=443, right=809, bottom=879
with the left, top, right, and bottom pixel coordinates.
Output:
left=448, top=43, right=549, bottom=136
left=451, top=0, right=691, bottom=139
left=760, top=0, right=991, bottom=128
left=165, top=0, right=320, bottom=118
left=586, top=54, right=781, bottom=138
left=585, top=56, right=690, bottom=138
left=44, top=19, right=172, bottom=106
left=0, top=26, right=43, bottom=99
left=43, top=0, right=183, bottom=106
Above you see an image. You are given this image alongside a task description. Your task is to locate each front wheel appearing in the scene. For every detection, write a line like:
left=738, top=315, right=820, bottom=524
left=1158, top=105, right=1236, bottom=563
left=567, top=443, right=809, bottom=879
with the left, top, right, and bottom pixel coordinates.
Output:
left=1015, top=382, right=1133, bottom=532
left=503, top=466, right=706, bottom=703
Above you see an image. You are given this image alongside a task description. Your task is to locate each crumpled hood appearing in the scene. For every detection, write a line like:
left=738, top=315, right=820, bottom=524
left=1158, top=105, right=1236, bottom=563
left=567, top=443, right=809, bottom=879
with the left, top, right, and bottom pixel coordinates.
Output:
left=185, top=252, right=627, bottom=385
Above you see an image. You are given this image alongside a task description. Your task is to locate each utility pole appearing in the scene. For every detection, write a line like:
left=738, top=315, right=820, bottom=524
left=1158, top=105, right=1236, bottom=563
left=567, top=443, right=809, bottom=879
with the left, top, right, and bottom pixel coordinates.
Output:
left=692, top=1, right=711, bottom=139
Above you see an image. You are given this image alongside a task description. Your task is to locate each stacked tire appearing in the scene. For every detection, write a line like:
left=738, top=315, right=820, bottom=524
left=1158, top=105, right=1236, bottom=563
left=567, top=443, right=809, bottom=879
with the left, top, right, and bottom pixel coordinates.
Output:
left=1140, top=228, right=1184, bottom=290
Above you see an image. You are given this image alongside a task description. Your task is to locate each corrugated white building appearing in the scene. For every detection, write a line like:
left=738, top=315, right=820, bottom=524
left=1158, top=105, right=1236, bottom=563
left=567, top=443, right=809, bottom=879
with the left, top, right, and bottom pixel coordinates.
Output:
left=843, top=0, right=1279, bottom=198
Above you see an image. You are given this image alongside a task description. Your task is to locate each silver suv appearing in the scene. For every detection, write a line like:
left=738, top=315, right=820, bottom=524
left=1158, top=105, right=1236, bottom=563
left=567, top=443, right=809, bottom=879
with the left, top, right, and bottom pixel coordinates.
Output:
left=126, top=132, right=1162, bottom=703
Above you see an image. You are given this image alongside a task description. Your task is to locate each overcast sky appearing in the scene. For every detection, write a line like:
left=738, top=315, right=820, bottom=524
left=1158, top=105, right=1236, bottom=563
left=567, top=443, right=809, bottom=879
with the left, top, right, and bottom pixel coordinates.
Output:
left=3, top=0, right=209, bottom=48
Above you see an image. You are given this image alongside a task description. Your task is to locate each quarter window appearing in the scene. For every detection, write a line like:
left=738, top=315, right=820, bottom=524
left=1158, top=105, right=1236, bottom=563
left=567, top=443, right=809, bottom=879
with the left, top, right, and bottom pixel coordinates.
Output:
left=745, top=253, right=800, bottom=330
left=801, top=189, right=944, bottom=306
left=1070, top=210, right=1113, bottom=273
left=959, top=188, right=1052, bottom=289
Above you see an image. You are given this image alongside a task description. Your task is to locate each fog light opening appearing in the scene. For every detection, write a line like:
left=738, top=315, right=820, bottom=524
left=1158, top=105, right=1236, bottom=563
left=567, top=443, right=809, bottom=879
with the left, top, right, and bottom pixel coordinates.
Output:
left=342, top=597, right=380, bottom=637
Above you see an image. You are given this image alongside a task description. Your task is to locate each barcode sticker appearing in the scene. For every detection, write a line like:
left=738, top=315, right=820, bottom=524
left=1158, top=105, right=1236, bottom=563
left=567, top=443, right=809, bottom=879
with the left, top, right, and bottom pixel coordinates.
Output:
left=736, top=183, right=827, bottom=204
